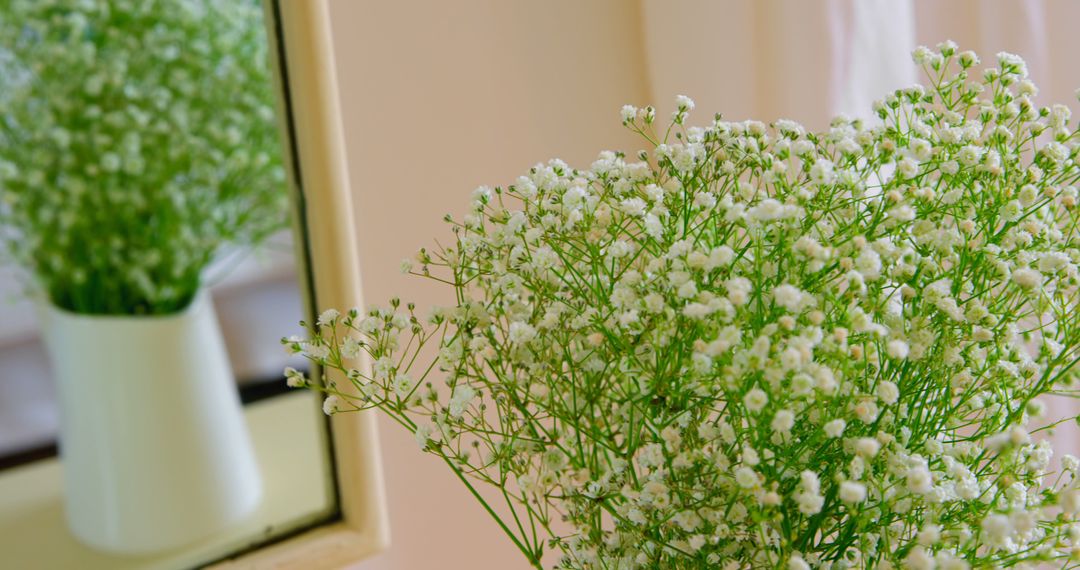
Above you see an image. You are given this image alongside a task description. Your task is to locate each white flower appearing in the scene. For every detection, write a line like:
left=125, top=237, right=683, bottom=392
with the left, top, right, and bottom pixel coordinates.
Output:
left=876, top=380, right=900, bottom=404
left=708, top=246, right=734, bottom=269
left=997, top=51, right=1029, bottom=77
left=341, top=336, right=362, bottom=359
left=855, top=248, right=882, bottom=280
left=917, top=524, right=941, bottom=547
left=773, top=284, right=804, bottom=312
left=1012, top=267, right=1042, bottom=289
left=981, top=513, right=1014, bottom=547
left=620, top=104, right=637, bottom=122
left=693, top=191, right=717, bottom=209
left=897, top=157, right=919, bottom=179
left=796, top=491, right=825, bottom=515
left=886, top=340, right=909, bottom=360
left=1001, top=200, right=1023, bottom=222
left=748, top=198, right=786, bottom=222
left=322, top=395, right=342, bottom=415
left=1038, top=251, right=1069, bottom=273
left=743, top=388, right=768, bottom=413
left=284, top=367, right=306, bottom=388
left=414, top=424, right=433, bottom=448
left=303, top=343, right=330, bottom=360
left=682, top=303, right=713, bottom=319
left=839, top=481, right=867, bottom=503
left=852, top=399, right=880, bottom=423
left=824, top=419, right=847, bottom=438
left=619, top=197, right=647, bottom=217
left=726, top=277, right=753, bottom=305
left=471, top=185, right=493, bottom=204
left=1009, top=425, right=1030, bottom=446
left=677, top=280, right=698, bottom=299
left=448, top=385, right=476, bottom=418
left=508, top=322, right=537, bottom=345
left=734, top=466, right=758, bottom=488
left=788, top=556, right=810, bottom=570
left=912, top=45, right=933, bottom=64
left=675, top=94, right=695, bottom=111
left=393, top=373, right=416, bottom=399
left=905, top=546, right=935, bottom=570
left=317, top=308, right=340, bottom=326
left=771, top=410, right=795, bottom=433
left=809, top=159, right=835, bottom=185
left=906, top=466, right=934, bottom=495
left=359, top=316, right=381, bottom=334
left=855, top=437, right=881, bottom=457
left=644, top=293, right=666, bottom=313
left=1063, top=454, right=1079, bottom=472
left=958, top=145, right=982, bottom=166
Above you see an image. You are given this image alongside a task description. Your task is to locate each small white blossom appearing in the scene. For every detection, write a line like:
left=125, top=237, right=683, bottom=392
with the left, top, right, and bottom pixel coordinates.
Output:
left=771, top=410, right=795, bottom=433
left=1012, top=267, right=1042, bottom=289
left=773, top=284, right=804, bottom=312
left=322, top=395, right=342, bottom=415
left=886, top=340, right=909, bottom=360
left=876, top=380, right=900, bottom=404
left=748, top=198, right=787, bottom=222
left=734, top=466, right=758, bottom=488
left=855, top=437, right=881, bottom=457
left=317, top=309, right=340, bottom=327
left=905, top=546, right=935, bottom=570
left=788, top=556, right=810, bottom=570
left=906, top=466, right=934, bottom=495
left=508, top=322, right=537, bottom=345
left=824, top=419, right=847, bottom=438
left=284, top=367, right=306, bottom=388
left=839, top=481, right=867, bottom=503
left=744, top=388, right=768, bottom=413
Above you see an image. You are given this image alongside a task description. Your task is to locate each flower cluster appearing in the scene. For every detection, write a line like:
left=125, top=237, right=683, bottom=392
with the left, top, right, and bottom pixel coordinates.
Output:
left=0, top=0, right=287, bottom=314
left=292, top=43, right=1080, bottom=569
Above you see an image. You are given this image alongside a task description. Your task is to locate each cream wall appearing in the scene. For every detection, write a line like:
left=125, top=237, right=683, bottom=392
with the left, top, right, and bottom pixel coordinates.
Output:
left=325, top=1, right=1080, bottom=568
left=326, top=2, right=649, bottom=568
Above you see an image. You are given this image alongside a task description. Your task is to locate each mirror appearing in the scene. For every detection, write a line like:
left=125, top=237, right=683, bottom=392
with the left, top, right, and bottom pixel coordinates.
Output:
left=0, top=1, right=338, bottom=567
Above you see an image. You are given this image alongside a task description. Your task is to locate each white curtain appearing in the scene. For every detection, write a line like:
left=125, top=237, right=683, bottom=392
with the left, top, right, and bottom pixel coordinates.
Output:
left=327, top=2, right=1080, bottom=568
left=640, top=0, right=1080, bottom=126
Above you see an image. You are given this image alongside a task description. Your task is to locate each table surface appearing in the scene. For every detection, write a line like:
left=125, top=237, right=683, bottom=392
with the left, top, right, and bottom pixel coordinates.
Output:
left=0, top=390, right=336, bottom=570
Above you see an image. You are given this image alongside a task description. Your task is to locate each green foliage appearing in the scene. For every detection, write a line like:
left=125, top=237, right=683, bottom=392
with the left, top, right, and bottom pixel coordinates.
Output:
left=0, top=0, right=287, bottom=314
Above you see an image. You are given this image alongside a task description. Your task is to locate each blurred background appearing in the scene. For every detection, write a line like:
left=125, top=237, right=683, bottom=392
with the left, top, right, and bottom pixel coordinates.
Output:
left=328, top=1, right=1080, bottom=568
left=0, top=1, right=336, bottom=566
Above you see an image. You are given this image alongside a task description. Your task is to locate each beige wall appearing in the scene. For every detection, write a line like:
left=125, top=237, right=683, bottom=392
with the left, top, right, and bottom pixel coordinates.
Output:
left=327, top=2, right=649, bottom=568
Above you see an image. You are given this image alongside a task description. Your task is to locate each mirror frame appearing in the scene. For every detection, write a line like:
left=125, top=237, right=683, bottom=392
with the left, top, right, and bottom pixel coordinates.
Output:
left=213, top=1, right=390, bottom=567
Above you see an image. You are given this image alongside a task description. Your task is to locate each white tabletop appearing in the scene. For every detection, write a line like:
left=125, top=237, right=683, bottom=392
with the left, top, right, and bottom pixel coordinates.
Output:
left=0, top=390, right=336, bottom=570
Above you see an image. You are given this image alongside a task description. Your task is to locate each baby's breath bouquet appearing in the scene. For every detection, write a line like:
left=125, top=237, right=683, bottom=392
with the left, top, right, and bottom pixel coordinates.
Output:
left=290, top=44, right=1080, bottom=569
left=0, top=0, right=286, bottom=315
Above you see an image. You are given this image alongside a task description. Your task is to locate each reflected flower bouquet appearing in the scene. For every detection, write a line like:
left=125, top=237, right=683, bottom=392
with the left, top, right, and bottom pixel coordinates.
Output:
left=291, top=43, right=1080, bottom=569
left=0, top=0, right=286, bottom=314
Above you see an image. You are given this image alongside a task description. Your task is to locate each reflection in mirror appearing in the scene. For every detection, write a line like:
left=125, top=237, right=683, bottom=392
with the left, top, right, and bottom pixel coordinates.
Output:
left=0, top=0, right=336, bottom=567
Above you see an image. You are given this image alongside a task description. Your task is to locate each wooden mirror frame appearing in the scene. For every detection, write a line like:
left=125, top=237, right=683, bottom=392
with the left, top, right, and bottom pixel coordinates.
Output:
left=214, top=2, right=390, bottom=567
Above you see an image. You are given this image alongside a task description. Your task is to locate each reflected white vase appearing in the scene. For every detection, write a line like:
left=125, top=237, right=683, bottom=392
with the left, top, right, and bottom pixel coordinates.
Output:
left=38, top=291, right=263, bottom=554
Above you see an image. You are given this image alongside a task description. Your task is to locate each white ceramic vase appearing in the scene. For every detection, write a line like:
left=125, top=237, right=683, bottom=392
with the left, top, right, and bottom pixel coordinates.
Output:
left=38, top=291, right=263, bottom=554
